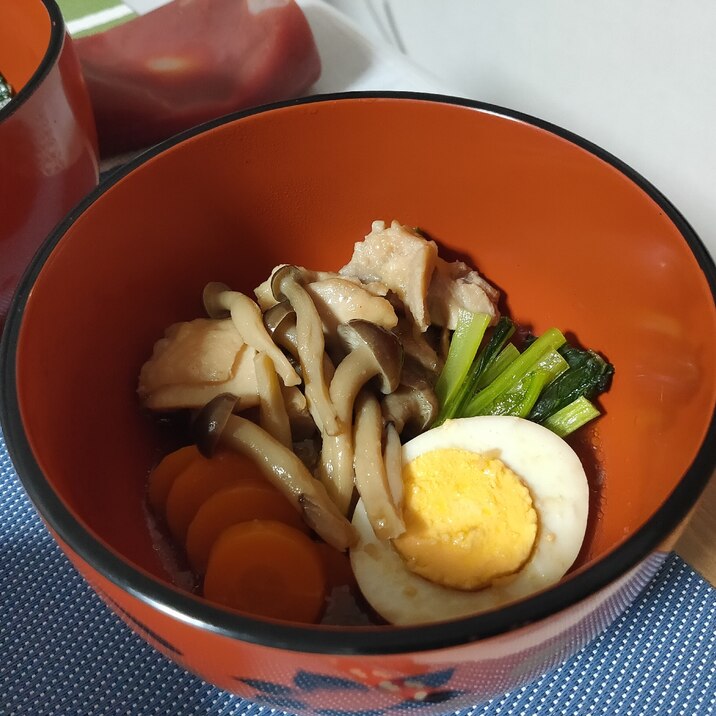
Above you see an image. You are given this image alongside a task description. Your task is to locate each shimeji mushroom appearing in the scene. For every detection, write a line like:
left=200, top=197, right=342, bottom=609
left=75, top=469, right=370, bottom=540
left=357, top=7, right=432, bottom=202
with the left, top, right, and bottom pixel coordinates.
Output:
left=380, top=383, right=439, bottom=438
left=264, top=301, right=337, bottom=386
left=263, top=300, right=299, bottom=354
left=382, top=422, right=404, bottom=510
left=316, top=431, right=355, bottom=515
left=380, top=355, right=439, bottom=439
left=319, top=320, right=403, bottom=514
left=281, top=385, right=317, bottom=441
left=330, top=320, right=404, bottom=419
left=352, top=392, right=405, bottom=540
left=270, top=266, right=341, bottom=436
left=391, top=314, right=443, bottom=375
left=193, top=394, right=356, bottom=551
left=265, top=301, right=337, bottom=384
left=253, top=351, right=292, bottom=448
left=265, top=300, right=354, bottom=514
left=303, top=277, right=398, bottom=354
left=203, top=281, right=300, bottom=388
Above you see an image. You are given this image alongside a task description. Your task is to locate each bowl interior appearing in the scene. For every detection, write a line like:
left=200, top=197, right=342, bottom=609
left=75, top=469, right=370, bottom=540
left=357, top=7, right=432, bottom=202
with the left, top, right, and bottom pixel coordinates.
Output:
left=11, top=97, right=716, bottom=607
left=0, top=0, right=53, bottom=93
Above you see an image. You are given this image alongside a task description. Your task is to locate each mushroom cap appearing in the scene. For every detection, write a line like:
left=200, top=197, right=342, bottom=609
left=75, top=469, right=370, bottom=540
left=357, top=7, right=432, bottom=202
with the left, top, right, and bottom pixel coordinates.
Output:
left=270, top=264, right=304, bottom=302
left=336, top=319, right=403, bottom=394
left=386, top=356, right=439, bottom=433
left=400, top=355, right=438, bottom=390
left=263, top=300, right=296, bottom=339
left=203, top=281, right=232, bottom=319
left=382, top=384, right=439, bottom=435
left=192, top=393, right=238, bottom=457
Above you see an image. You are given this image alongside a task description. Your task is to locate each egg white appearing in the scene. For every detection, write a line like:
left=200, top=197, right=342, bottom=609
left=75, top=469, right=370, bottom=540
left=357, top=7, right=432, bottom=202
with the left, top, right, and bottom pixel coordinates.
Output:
left=350, top=415, right=590, bottom=625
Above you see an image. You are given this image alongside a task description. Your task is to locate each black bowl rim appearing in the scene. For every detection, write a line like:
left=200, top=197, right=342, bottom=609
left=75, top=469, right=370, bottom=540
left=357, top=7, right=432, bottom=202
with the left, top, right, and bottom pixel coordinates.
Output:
left=0, top=0, right=65, bottom=124
left=2, top=91, right=715, bottom=656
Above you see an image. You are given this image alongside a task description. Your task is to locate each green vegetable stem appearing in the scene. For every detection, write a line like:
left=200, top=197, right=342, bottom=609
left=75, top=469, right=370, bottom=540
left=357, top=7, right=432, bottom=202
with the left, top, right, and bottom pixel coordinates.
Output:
left=474, top=342, right=519, bottom=391
left=482, top=349, right=570, bottom=418
left=541, top=396, right=600, bottom=438
left=434, top=315, right=515, bottom=426
left=434, top=310, right=490, bottom=421
left=432, top=312, right=614, bottom=439
left=462, top=327, right=567, bottom=417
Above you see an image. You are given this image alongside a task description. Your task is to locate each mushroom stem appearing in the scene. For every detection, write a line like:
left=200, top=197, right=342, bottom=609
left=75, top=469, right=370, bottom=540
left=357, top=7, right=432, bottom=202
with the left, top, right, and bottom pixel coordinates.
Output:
left=353, top=392, right=405, bottom=540
left=383, top=422, right=404, bottom=509
left=265, top=296, right=353, bottom=510
left=281, top=385, right=317, bottom=441
left=271, top=267, right=341, bottom=436
left=329, top=346, right=384, bottom=420
left=316, top=432, right=355, bottom=516
left=321, top=320, right=403, bottom=514
left=321, top=346, right=383, bottom=515
left=221, top=413, right=356, bottom=550
left=264, top=302, right=335, bottom=384
left=203, top=282, right=300, bottom=387
left=253, top=352, right=292, bottom=448
left=263, top=301, right=298, bottom=353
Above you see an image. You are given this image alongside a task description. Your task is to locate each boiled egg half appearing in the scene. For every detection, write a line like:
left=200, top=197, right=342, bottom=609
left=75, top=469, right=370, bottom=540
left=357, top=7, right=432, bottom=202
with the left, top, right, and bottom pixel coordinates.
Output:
left=350, top=415, right=590, bottom=625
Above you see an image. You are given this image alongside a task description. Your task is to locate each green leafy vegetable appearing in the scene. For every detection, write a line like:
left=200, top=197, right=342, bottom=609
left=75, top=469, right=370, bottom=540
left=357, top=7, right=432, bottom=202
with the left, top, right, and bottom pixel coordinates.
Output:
left=462, top=327, right=566, bottom=417
left=467, top=347, right=569, bottom=417
left=528, top=344, right=614, bottom=423
left=433, top=314, right=613, bottom=439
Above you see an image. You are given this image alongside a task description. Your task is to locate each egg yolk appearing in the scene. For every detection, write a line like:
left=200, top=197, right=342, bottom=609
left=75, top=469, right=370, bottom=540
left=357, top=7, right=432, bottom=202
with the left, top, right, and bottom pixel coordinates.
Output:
left=392, top=448, right=538, bottom=591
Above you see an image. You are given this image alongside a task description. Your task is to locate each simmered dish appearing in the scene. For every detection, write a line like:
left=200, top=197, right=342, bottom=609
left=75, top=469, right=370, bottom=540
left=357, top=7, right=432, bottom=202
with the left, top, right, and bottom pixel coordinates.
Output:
left=138, top=220, right=613, bottom=626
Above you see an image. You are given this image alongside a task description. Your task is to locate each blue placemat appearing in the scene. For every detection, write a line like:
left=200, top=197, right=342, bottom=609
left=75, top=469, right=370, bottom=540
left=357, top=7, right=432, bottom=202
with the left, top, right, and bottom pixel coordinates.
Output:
left=1, top=429, right=714, bottom=716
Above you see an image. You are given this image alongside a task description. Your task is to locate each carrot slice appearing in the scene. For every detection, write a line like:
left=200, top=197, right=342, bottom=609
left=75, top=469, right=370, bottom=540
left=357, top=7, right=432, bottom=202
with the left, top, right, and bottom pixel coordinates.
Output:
left=147, top=445, right=203, bottom=517
left=165, top=450, right=264, bottom=543
left=203, top=520, right=326, bottom=623
left=186, top=482, right=308, bottom=574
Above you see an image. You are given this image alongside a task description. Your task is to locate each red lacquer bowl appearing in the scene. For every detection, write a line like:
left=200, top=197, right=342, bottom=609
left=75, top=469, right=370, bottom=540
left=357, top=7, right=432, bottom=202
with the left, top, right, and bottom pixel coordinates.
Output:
left=1, top=94, right=714, bottom=715
left=0, top=0, right=99, bottom=331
